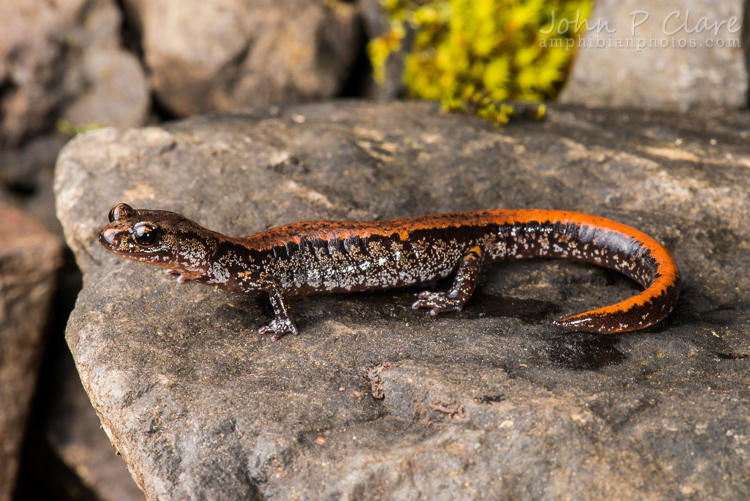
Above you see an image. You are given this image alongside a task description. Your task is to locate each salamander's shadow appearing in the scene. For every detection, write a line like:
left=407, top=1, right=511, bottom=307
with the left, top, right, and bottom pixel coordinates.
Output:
left=544, top=336, right=625, bottom=370
left=252, top=281, right=625, bottom=371
left=273, top=282, right=559, bottom=326
left=472, top=289, right=627, bottom=371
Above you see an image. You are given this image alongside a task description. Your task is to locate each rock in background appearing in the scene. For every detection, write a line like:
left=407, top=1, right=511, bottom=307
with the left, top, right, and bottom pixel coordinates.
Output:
left=0, top=0, right=148, bottom=150
left=55, top=101, right=750, bottom=500
left=122, top=0, right=362, bottom=116
left=0, top=204, right=63, bottom=501
left=560, top=0, right=748, bottom=110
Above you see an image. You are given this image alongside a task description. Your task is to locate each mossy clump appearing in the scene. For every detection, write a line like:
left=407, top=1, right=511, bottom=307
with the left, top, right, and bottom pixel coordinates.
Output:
left=368, top=0, right=591, bottom=124
left=56, top=119, right=103, bottom=137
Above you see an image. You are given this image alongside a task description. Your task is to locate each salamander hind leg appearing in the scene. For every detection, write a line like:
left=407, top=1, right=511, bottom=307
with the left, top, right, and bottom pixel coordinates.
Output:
left=412, top=246, right=483, bottom=315
left=246, top=273, right=299, bottom=341
left=259, top=316, right=298, bottom=341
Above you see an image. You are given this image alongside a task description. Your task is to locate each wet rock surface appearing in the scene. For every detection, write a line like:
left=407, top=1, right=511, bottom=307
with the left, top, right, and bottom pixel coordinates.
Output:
left=55, top=101, right=750, bottom=499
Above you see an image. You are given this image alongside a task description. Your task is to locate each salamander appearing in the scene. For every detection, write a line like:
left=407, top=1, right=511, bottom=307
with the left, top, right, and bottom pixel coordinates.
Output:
left=99, top=203, right=680, bottom=340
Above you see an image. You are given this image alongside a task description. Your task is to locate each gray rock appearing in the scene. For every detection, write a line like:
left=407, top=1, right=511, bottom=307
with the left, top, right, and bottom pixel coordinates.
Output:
left=55, top=101, right=750, bottom=500
left=559, top=0, right=748, bottom=110
left=61, top=48, right=150, bottom=132
left=0, top=0, right=148, bottom=149
left=0, top=0, right=147, bottom=238
left=1, top=0, right=84, bottom=148
left=0, top=203, right=63, bottom=501
left=123, top=0, right=361, bottom=117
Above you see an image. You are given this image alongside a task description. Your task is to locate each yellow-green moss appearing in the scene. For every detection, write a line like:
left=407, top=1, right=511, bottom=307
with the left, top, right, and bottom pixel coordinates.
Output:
left=56, top=119, right=103, bottom=137
left=368, top=0, right=591, bottom=124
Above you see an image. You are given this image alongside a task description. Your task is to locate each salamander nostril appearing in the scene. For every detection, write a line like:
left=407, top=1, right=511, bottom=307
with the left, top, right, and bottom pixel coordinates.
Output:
left=100, top=228, right=117, bottom=245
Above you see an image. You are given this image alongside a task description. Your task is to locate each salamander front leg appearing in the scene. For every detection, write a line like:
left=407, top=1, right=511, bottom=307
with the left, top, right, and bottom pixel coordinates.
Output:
left=256, top=274, right=298, bottom=341
left=412, top=246, right=483, bottom=315
left=165, top=269, right=187, bottom=283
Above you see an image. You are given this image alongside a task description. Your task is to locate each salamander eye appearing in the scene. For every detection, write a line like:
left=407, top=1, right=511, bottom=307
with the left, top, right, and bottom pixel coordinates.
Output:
left=109, top=203, right=134, bottom=222
left=132, top=222, right=159, bottom=246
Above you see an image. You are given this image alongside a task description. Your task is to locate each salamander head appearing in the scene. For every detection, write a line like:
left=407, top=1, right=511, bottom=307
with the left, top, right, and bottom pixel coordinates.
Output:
left=99, top=203, right=219, bottom=280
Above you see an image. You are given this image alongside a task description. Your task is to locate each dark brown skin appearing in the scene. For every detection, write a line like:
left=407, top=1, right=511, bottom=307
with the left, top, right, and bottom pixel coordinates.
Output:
left=100, top=203, right=681, bottom=340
